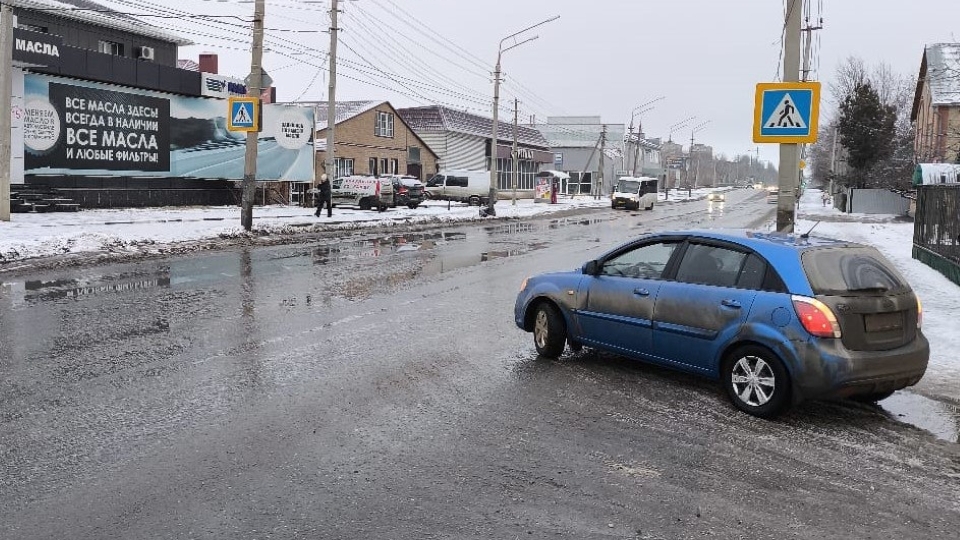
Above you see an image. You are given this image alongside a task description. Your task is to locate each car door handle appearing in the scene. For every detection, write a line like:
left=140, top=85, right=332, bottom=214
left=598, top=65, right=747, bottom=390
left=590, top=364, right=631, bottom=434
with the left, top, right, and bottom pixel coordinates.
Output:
left=721, top=299, right=742, bottom=309
left=633, top=288, right=650, bottom=297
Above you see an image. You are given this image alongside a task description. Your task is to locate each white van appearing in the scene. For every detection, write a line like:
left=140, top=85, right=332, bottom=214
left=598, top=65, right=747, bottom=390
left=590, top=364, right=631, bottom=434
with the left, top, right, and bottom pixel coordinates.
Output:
left=611, top=176, right=658, bottom=210
left=424, top=170, right=490, bottom=206
left=330, top=175, right=394, bottom=212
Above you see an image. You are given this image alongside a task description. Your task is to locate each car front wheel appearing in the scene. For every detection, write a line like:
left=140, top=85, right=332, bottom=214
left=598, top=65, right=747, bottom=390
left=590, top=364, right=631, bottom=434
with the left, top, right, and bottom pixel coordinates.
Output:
left=723, top=345, right=790, bottom=419
left=532, top=302, right=566, bottom=358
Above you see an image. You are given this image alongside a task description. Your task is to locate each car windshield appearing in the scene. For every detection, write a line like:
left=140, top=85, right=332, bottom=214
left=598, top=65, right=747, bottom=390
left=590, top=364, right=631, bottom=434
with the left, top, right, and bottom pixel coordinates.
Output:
left=616, top=180, right=640, bottom=193
left=425, top=175, right=444, bottom=187
left=801, top=246, right=910, bottom=295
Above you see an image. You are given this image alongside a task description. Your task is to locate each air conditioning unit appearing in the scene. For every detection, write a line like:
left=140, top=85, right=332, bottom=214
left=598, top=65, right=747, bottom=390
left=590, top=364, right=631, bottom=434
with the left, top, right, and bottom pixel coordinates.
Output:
left=138, top=46, right=155, bottom=61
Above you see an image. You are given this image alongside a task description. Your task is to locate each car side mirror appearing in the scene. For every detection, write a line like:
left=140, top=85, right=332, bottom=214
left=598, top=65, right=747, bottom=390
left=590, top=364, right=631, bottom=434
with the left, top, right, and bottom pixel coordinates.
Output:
left=582, top=260, right=600, bottom=275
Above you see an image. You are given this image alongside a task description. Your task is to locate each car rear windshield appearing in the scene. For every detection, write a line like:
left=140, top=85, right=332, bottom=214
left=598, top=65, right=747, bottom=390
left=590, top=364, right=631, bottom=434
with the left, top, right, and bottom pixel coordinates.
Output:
left=801, top=246, right=910, bottom=295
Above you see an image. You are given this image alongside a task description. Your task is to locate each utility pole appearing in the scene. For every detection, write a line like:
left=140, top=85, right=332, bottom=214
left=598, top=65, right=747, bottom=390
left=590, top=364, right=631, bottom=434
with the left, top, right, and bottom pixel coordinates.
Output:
left=0, top=3, right=14, bottom=222
left=776, top=0, right=802, bottom=232
left=632, top=124, right=642, bottom=176
left=597, top=124, right=606, bottom=199
left=799, top=12, right=822, bottom=204
left=325, top=0, right=340, bottom=197
left=240, top=0, right=265, bottom=231
left=512, top=97, right=518, bottom=205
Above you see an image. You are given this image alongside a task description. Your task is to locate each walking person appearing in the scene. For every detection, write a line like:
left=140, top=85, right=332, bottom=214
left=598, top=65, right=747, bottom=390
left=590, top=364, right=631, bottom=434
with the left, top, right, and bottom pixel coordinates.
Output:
left=315, top=175, right=332, bottom=217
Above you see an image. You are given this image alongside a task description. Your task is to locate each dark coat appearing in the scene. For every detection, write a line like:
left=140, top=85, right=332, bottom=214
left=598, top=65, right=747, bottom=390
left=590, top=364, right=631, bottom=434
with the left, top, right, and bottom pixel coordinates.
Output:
left=318, top=180, right=331, bottom=198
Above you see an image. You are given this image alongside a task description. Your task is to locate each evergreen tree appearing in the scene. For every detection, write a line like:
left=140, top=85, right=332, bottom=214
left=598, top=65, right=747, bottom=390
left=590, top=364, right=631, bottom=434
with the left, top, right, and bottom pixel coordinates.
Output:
left=837, top=82, right=897, bottom=187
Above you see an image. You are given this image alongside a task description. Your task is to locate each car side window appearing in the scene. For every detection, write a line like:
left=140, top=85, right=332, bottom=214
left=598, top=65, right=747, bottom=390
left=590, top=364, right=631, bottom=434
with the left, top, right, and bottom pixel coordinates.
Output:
left=736, top=253, right=766, bottom=290
left=600, top=241, right=678, bottom=279
left=449, top=176, right=468, bottom=187
left=676, top=244, right=747, bottom=288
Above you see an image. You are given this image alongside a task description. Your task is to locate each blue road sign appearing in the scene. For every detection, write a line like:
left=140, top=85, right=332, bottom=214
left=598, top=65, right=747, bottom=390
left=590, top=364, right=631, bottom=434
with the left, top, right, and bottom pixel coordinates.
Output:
left=228, top=97, right=259, bottom=132
left=753, top=82, right=820, bottom=143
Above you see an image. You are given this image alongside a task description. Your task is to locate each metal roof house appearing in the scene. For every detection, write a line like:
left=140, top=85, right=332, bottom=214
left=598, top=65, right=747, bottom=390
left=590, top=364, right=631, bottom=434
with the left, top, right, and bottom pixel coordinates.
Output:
left=295, top=100, right=439, bottom=181
left=912, top=43, right=960, bottom=163
left=398, top=105, right=553, bottom=194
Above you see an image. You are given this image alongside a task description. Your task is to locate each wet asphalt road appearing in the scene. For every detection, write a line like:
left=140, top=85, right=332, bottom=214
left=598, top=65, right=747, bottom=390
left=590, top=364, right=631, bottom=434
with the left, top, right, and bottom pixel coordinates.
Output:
left=2, top=190, right=959, bottom=539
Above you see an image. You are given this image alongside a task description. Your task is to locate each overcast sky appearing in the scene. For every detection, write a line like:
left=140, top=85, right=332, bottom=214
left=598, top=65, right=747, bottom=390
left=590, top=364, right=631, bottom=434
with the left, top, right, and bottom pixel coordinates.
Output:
left=119, top=0, right=959, bottom=166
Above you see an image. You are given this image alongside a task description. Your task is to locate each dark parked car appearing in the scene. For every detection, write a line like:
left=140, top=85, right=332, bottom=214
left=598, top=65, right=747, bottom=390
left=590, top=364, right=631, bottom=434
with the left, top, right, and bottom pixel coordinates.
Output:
left=514, top=230, right=928, bottom=418
left=387, top=175, right=425, bottom=209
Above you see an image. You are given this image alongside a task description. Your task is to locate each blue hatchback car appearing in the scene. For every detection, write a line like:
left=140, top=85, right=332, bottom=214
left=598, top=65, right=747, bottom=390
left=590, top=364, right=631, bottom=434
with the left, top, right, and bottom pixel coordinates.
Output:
left=514, top=230, right=929, bottom=418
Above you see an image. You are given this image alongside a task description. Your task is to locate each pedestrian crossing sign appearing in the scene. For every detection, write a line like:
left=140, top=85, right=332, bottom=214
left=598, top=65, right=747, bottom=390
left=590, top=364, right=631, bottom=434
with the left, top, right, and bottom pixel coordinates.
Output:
left=228, top=97, right=260, bottom=132
left=753, top=82, right=820, bottom=143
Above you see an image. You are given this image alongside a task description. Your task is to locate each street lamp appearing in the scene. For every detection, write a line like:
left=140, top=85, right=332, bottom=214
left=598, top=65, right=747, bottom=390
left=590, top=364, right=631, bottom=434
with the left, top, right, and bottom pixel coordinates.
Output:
left=626, top=96, right=665, bottom=176
left=486, top=15, right=559, bottom=217
left=667, top=116, right=696, bottom=143
left=688, top=120, right=711, bottom=188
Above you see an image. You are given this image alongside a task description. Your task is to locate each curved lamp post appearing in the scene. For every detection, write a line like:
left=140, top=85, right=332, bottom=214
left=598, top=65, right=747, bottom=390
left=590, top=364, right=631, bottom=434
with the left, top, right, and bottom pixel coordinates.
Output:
left=626, top=96, right=665, bottom=176
left=486, top=15, right=559, bottom=217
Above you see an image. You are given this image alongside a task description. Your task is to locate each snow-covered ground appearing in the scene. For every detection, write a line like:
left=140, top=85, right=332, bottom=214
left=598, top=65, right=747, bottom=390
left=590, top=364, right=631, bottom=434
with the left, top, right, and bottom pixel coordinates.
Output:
left=0, top=189, right=713, bottom=263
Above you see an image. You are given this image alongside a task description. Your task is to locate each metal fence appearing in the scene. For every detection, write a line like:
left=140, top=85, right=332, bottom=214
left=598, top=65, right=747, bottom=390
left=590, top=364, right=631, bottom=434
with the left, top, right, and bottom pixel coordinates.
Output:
left=913, top=184, right=960, bottom=285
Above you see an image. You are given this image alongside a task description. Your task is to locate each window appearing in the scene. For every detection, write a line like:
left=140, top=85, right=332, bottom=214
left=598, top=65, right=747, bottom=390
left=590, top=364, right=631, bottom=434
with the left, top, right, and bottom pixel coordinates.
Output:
left=425, top=174, right=445, bottom=187
left=676, top=244, right=747, bottom=288
left=380, top=158, right=388, bottom=176
left=600, top=242, right=678, bottom=280
left=389, top=158, right=399, bottom=175
left=368, top=157, right=378, bottom=176
left=335, top=158, right=354, bottom=177
left=375, top=111, right=394, bottom=137
left=407, top=146, right=421, bottom=163
left=18, top=23, right=48, bottom=33
left=448, top=176, right=468, bottom=188
left=98, top=40, right=124, bottom=56
left=495, top=158, right=538, bottom=191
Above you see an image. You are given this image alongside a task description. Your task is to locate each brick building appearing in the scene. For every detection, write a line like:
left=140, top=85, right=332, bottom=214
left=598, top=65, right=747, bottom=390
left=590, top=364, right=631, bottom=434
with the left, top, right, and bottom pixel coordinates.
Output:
left=912, top=43, right=960, bottom=163
left=309, top=101, right=439, bottom=182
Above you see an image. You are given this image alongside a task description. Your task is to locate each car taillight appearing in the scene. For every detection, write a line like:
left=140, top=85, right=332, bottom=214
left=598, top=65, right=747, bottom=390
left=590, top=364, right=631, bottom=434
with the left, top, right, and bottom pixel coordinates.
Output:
left=792, top=295, right=841, bottom=338
left=399, top=187, right=408, bottom=194
left=917, top=296, right=923, bottom=328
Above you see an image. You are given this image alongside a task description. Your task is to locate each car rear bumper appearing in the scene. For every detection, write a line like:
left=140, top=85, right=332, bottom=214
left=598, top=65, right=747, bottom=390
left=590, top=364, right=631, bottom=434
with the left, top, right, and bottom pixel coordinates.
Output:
left=792, top=332, right=930, bottom=400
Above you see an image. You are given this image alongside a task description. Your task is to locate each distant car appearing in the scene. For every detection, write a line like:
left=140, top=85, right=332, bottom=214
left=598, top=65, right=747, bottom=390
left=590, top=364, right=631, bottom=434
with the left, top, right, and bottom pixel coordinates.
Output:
left=766, top=187, right=778, bottom=204
left=514, top=230, right=929, bottom=419
left=707, top=193, right=725, bottom=202
left=385, top=175, right=425, bottom=209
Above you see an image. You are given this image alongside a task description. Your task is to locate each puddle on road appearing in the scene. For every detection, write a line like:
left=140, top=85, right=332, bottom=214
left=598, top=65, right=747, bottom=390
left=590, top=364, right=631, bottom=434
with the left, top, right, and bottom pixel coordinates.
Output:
left=880, top=391, right=960, bottom=443
left=1, top=268, right=172, bottom=305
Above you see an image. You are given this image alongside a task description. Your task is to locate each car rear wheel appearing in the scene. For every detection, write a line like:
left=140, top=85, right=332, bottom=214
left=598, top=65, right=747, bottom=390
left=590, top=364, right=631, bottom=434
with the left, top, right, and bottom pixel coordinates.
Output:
left=359, top=198, right=372, bottom=211
left=532, top=302, right=566, bottom=358
left=408, top=203, right=419, bottom=210
left=468, top=195, right=481, bottom=206
left=723, top=345, right=791, bottom=419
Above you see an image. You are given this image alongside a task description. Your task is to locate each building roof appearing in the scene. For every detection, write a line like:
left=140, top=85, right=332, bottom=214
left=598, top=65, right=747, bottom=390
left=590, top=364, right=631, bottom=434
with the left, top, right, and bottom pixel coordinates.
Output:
left=398, top=105, right=549, bottom=149
left=926, top=43, right=960, bottom=105
left=11, top=0, right=192, bottom=46
left=912, top=43, right=960, bottom=120
left=288, top=100, right=438, bottom=158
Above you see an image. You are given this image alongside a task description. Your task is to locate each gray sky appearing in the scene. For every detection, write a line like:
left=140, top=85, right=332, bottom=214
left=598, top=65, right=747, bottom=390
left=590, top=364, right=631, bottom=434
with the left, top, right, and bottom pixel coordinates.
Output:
left=129, top=0, right=959, bottom=166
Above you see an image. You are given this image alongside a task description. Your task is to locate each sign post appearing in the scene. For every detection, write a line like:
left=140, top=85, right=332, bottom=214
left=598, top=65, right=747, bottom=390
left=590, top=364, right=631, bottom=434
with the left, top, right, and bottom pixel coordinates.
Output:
left=753, top=80, right=821, bottom=233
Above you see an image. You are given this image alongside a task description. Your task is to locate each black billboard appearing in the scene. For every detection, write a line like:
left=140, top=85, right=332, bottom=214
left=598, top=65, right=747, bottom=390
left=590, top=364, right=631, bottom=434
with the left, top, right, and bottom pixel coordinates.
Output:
left=27, top=82, right=171, bottom=172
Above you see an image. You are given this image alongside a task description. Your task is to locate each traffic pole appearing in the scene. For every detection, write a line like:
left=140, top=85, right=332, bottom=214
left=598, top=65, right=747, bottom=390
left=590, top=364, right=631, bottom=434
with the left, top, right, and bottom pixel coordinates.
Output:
left=240, top=0, right=265, bottom=231
left=776, top=0, right=802, bottom=232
